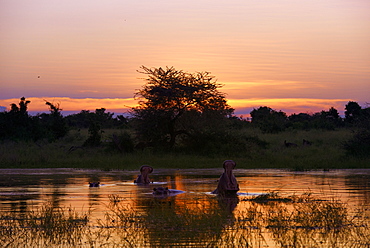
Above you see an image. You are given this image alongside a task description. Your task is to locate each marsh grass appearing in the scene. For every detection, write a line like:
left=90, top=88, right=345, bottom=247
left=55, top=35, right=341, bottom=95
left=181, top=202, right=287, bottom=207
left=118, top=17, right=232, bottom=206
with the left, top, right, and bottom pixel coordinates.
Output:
left=241, top=191, right=370, bottom=247
left=100, top=195, right=234, bottom=247
left=0, top=191, right=369, bottom=247
left=245, top=191, right=351, bottom=228
left=100, top=193, right=370, bottom=247
left=0, top=128, right=369, bottom=170
left=0, top=202, right=90, bottom=247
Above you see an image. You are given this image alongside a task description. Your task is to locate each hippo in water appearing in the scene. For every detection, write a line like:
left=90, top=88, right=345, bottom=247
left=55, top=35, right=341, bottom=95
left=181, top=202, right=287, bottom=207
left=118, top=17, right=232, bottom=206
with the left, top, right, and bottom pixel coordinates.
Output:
left=212, top=160, right=239, bottom=196
left=134, top=165, right=153, bottom=184
left=153, top=187, right=170, bottom=195
left=152, top=187, right=185, bottom=197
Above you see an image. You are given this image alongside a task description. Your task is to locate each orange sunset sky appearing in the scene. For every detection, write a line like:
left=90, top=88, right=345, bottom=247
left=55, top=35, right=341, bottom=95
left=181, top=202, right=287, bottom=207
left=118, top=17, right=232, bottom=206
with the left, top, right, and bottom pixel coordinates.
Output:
left=1, top=0, right=369, bottom=117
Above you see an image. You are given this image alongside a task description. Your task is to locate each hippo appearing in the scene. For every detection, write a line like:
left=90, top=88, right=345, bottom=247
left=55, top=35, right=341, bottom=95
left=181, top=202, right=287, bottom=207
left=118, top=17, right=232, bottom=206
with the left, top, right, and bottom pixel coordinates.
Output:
left=134, top=165, right=153, bottom=184
left=153, top=187, right=170, bottom=195
left=212, top=160, right=239, bottom=196
left=152, top=187, right=185, bottom=197
left=89, top=182, right=100, bottom=187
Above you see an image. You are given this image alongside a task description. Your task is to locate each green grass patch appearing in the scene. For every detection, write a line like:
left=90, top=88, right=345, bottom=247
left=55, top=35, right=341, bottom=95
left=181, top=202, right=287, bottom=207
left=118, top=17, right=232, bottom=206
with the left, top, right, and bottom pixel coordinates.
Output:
left=0, top=128, right=369, bottom=170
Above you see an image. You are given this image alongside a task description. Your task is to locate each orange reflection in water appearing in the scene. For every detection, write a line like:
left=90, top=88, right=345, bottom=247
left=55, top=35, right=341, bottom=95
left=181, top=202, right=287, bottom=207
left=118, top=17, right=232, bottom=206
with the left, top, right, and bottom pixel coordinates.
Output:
left=0, top=169, right=369, bottom=247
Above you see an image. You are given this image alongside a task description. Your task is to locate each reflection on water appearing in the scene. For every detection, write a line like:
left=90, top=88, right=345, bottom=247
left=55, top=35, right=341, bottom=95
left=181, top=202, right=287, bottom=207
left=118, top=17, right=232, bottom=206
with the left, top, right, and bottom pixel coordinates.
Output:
left=0, top=168, right=369, bottom=247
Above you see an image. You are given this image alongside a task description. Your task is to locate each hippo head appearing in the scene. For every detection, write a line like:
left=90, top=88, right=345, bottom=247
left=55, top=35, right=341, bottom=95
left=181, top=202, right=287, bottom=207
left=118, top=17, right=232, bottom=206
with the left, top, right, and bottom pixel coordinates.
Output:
left=153, top=187, right=169, bottom=195
left=140, top=165, right=153, bottom=174
left=134, top=165, right=153, bottom=184
left=223, top=160, right=236, bottom=171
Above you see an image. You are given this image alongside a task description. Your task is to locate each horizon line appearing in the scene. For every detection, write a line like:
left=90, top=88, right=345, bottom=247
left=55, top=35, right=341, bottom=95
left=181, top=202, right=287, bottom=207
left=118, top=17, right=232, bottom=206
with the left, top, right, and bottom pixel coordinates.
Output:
left=0, top=96, right=366, bottom=117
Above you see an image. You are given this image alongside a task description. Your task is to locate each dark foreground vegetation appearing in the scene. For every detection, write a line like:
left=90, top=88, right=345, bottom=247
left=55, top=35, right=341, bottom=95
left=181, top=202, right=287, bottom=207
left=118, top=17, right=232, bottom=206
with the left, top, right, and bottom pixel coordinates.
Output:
left=1, top=66, right=369, bottom=169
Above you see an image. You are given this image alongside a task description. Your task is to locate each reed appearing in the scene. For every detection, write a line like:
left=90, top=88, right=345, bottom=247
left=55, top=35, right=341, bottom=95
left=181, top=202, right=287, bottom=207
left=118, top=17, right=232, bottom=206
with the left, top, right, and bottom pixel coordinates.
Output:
left=0, top=202, right=90, bottom=247
left=0, top=191, right=369, bottom=247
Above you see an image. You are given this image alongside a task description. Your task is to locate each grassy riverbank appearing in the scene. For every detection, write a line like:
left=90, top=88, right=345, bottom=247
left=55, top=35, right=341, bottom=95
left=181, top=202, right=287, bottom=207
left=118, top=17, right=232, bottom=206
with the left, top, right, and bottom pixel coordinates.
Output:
left=0, top=128, right=368, bottom=170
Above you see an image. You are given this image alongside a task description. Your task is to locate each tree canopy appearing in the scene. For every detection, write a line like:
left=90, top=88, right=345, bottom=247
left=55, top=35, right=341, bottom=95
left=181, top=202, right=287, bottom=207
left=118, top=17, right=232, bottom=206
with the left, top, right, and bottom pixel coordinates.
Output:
left=134, top=66, right=233, bottom=114
left=250, top=106, right=287, bottom=133
left=345, top=101, right=362, bottom=124
left=131, top=66, right=234, bottom=149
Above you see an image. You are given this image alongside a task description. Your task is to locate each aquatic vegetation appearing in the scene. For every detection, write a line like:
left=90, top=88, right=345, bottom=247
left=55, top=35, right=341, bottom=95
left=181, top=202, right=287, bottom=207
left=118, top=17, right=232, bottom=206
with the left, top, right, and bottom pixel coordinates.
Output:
left=0, top=202, right=90, bottom=247
left=108, top=193, right=125, bottom=204
left=0, top=192, right=369, bottom=247
left=244, top=190, right=293, bottom=203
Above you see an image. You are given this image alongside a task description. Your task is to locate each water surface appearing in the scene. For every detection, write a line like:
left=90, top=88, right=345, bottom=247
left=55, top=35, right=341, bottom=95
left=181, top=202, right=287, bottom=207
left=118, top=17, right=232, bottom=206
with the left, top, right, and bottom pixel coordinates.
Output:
left=1, top=168, right=369, bottom=247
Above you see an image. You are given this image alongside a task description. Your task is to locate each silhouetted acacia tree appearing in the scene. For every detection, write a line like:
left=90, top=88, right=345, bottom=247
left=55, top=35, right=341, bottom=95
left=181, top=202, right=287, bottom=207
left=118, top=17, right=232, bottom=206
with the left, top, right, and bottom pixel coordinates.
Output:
left=131, top=66, right=234, bottom=149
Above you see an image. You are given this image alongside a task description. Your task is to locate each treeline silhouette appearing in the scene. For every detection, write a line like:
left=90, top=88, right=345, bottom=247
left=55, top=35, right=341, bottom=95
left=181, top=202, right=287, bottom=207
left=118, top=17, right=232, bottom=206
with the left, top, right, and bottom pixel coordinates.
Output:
left=0, top=97, right=369, bottom=157
left=249, top=103, right=370, bottom=133
left=0, top=97, right=128, bottom=142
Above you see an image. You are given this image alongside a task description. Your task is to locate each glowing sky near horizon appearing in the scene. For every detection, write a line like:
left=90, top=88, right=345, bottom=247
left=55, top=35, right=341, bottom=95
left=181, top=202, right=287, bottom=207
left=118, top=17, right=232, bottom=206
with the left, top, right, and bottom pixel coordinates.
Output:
left=1, top=0, right=369, bottom=116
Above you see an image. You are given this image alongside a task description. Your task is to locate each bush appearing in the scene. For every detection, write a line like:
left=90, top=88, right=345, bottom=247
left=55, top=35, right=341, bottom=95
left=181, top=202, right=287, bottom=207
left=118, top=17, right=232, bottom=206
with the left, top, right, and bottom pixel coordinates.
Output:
left=107, top=132, right=135, bottom=153
left=83, top=122, right=102, bottom=147
left=179, top=130, right=268, bottom=156
left=343, top=129, right=370, bottom=157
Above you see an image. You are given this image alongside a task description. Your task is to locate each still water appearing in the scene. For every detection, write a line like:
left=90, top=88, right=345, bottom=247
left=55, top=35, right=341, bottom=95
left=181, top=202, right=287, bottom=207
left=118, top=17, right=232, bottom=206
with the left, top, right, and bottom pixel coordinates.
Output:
left=1, top=168, right=369, bottom=247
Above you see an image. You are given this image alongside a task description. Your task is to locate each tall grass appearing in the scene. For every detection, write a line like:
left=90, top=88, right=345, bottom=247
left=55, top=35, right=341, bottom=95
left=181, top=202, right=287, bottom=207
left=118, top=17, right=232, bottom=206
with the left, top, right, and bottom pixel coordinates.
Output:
left=0, top=202, right=90, bottom=247
left=0, top=128, right=368, bottom=170
left=99, top=192, right=369, bottom=247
